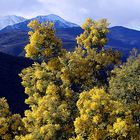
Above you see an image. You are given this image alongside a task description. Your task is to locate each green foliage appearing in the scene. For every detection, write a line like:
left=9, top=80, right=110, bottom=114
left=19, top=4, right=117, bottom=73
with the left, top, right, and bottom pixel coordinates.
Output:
left=109, top=51, right=140, bottom=135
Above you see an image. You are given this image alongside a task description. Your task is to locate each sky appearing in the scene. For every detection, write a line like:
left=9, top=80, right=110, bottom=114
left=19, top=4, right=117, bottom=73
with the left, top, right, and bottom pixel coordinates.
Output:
left=0, top=0, right=140, bottom=30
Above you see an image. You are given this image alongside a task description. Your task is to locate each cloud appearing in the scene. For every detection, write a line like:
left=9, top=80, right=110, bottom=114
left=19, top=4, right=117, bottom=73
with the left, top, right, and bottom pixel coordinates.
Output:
left=0, top=0, right=43, bottom=18
left=0, top=0, right=140, bottom=29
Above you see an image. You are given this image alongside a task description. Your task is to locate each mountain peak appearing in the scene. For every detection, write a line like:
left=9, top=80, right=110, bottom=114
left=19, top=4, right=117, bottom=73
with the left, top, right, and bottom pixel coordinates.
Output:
left=37, top=14, right=62, bottom=19
left=0, top=14, right=79, bottom=31
left=33, top=14, right=79, bottom=28
left=36, top=14, right=66, bottom=21
left=0, top=15, right=26, bottom=30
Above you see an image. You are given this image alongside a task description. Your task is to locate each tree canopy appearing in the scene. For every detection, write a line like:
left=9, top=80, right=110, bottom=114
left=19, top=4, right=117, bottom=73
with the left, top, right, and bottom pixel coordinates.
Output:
left=0, top=18, right=139, bottom=140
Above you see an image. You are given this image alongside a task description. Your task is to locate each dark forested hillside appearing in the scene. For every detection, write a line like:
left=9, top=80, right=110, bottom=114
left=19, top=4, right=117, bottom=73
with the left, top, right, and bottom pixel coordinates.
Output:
left=0, top=52, right=32, bottom=115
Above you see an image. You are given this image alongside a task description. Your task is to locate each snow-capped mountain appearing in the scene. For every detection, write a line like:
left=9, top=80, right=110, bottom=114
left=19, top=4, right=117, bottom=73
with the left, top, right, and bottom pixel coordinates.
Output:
left=1, top=14, right=79, bottom=31
left=1, top=14, right=140, bottom=60
left=0, top=15, right=27, bottom=30
left=33, top=14, right=79, bottom=28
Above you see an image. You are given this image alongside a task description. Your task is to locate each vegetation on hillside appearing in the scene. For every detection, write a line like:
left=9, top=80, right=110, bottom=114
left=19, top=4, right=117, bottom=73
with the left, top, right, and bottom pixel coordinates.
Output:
left=0, top=18, right=139, bottom=140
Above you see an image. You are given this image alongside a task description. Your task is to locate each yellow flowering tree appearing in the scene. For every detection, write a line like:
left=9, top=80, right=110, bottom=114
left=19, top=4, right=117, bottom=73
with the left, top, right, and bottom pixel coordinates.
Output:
left=25, top=20, right=64, bottom=60
left=76, top=18, right=109, bottom=49
left=18, top=62, right=77, bottom=139
left=17, top=18, right=122, bottom=140
left=0, top=98, right=26, bottom=140
left=70, top=87, right=138, bottom=140
left=1, top=18, right=133, bottom=140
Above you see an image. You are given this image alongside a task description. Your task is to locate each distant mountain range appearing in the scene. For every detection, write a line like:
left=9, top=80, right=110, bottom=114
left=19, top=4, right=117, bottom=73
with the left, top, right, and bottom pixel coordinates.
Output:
left=0, top=14, right=78, bottom=31
left=0, top=14, right=140, bottom=58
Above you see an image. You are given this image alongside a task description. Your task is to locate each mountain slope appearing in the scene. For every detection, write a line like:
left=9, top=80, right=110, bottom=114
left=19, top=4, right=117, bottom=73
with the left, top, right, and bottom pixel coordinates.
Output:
left=0, top=15, right=26, bottom=30
left=0, top=26, right=83, bottom=56
left=0, top=14, right=140, bottom=58
left=0, top=52, right=32, bottom=115
left=34, top=14, right=79, bottom=28
left=107, top=26, right=140, bottom=56
left=0, top=25, right=140, bottom=57
left=2, top=14, right=79, bottom=31
left=0, top=29, right=29, bottom=56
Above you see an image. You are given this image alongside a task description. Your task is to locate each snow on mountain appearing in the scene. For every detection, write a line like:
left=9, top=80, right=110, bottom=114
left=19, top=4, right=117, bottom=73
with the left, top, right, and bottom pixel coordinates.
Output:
left=33, top=14, right=79, bottom=28
left=1, top=14, right=79, bottom=31
left=0, top=15, right=27, bottom=30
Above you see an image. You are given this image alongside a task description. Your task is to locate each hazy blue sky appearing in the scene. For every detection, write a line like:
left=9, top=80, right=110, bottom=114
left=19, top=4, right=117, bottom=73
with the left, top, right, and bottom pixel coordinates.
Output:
left=0, top=0, right=140, bottom=29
